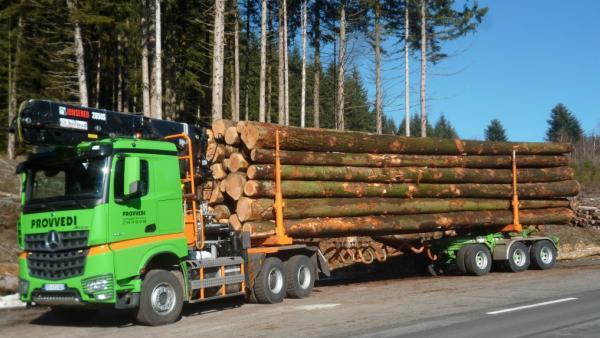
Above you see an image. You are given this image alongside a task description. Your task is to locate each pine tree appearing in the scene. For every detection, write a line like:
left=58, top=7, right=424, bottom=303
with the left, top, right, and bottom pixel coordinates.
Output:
left=432, top=114, right=457, bottom=138
left=546, top=103, right=583, bottom=143
left=485, top=119, right=508, bottom=142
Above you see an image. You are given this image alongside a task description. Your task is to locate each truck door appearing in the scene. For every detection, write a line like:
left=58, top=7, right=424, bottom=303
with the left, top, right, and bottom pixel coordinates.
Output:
left=108, top=154, right=158, bottom=280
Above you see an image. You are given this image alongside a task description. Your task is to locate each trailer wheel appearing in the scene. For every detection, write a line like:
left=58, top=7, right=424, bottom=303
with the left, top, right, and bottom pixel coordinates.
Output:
left=530, top=240, right=556, bottom=270
left=136, top=269, right=183, bottom=326
left=504, top=242, right=530, bottom=273
left=285, top=255, right=315, bottom=298
left=456, top=246, right=469, bottom=274
left=253, top=257, right=286, bottom=304
left=464, top=244, right=492, bottom=276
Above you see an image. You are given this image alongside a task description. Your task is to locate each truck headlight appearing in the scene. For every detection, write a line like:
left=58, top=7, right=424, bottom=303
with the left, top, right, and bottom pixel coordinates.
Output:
left=18, top=278, right=29, bottom=296
left=82, top=274, right=113, bottom=300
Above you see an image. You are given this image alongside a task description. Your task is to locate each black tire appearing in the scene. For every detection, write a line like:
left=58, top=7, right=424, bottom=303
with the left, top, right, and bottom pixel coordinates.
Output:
left=530, top=240, right=557, bottom=270
left=253, top=257, right=286, bottom=304
left=285, top=255, right=316, bottom=298
left=50, top=307, right=97, bottom=321
left=456, top=246, right=469, bottom=274
left=136, top=269, right=184, bottom=326
left=464, top=244, right=492, bottom=276
left=504, top=242, right=530, bottom=273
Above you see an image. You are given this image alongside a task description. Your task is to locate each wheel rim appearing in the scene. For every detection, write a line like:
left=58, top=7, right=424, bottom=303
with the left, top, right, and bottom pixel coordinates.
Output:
left=297, top=265, right=311, bottom=290
left=268, top=268, right=283, bottom=294
left=540, top=246, right=553, bottom=264
left=513, top=248, right=526, bottom=267
left=150, top=282, right=176, bottom=314
left=475, top=250, right=488, bottom=269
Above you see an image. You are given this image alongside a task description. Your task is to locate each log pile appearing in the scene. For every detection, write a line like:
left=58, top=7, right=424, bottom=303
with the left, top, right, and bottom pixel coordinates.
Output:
left=570, top=206, right=600, bottom=229
left=206, top=120, right=579, bottom=239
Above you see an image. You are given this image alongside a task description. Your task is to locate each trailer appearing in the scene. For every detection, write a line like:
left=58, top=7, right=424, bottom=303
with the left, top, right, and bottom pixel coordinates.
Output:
left=12, top=100, right=560, bottom=326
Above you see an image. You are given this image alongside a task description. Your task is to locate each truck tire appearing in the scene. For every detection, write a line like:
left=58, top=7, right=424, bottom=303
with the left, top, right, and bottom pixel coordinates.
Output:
left=530, top=240, right=556, bottom=270
left=253, top=257, right=286, bottom=304
left=285, top=255, right=315, bottom=298
left=136, top=269, right=184, bottom=326
left=464, top=244, right=492, bottom=276
left=504, top=242, right=530, bottom=272
left=456, top=246, right=469, bottom=274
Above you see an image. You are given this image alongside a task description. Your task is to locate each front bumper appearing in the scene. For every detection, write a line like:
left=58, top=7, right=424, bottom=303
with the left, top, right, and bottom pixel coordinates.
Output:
left=19, top=248, right=117, bottom=305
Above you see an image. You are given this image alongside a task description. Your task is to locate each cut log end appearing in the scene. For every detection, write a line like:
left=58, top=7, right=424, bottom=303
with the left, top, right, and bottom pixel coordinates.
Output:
left=225, top=172, right=248, bottom=200
left=228, top=152, right=249, bottom=173
left=225, top=126, right=241, bottom=146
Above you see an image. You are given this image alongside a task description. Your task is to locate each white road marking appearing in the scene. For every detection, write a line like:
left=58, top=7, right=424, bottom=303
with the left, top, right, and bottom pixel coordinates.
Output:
left=295, top=303, right=340, bottom=311
left=486, top=297, right=578, bottom=315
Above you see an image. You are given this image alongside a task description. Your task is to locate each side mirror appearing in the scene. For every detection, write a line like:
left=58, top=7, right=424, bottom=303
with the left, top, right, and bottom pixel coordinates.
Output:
left=124, top=157, right=141, bottom=198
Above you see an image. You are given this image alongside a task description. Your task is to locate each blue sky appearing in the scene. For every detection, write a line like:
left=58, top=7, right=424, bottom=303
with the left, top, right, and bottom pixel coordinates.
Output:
left=356, top=0, right=600, bottom=141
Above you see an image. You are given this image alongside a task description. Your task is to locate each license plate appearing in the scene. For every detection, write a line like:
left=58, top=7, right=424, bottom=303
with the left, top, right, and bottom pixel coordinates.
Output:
left=43, top=283, right=66, bottom=291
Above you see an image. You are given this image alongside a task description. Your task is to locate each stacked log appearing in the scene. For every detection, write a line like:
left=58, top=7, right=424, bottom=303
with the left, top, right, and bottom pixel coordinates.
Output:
left=571, top=206, right=600, bottom=228
left=208, top=120, right=578, bottom=239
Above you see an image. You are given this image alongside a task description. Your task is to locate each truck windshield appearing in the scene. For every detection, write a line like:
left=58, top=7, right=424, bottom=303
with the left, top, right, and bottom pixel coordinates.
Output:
left=24, top=156, right=109, bottom=212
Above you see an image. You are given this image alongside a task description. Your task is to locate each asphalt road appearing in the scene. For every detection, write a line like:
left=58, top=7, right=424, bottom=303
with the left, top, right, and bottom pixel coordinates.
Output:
left=2, top=259, right=600, bottom=338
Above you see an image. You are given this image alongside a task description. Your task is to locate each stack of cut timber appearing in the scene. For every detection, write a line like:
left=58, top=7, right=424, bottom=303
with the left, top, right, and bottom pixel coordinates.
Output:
left=570, top=206, right=600, bottom=229
left=209, top=120, right=579, bottom=239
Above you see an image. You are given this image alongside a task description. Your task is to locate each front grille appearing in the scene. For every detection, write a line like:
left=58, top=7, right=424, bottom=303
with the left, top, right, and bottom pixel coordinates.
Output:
left=25, top=231, right=89, bottom=280
left=24, top=231, right=88, bottom=252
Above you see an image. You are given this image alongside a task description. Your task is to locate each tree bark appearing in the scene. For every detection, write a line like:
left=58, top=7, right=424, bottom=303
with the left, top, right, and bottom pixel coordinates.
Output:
left=141, top=0, right=151, bottom=117
left=246, top=165, right=574, bottom=184
left=374, top=0, right=383, bottom=134
left=233, top=3, right=240, bottom=121
left=153, top=0, right=162, bottom=119
left=243, top=180, right=580, bottom=199
left=259, top=0, right=267, bottom=122
left=300, top=1, right=307, bottom=128
left=66, top=0, right=89, bottom=107
left=336, top=3, right=346, bottom=130
left=404, top=2, right=410, bottom=136
left=244, top=0, right=250, bottom=121
left=312, top=1, right=321, bottom=128
left=239, top=122, right=575, bottom=155
left=242, top=208, right=574, bottom=238
left=212, top=0, right=226, bottom=121
left=95, top=42, right=101, bottom=108
left=283, top=0, right=289, bottom=125
left=419, top=0, right=427, bottom=137
left=249, top=149, right=571, bottom=168
left=278, top=4, right=285, bottom=124
left=7, top=16, right=21, bottom=159
left=236, top=197, right=571, bottom=222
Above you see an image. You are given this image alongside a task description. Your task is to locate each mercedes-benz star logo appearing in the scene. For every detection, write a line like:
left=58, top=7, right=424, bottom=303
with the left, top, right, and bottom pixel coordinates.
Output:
left=45, top=231, right=61, bottom=251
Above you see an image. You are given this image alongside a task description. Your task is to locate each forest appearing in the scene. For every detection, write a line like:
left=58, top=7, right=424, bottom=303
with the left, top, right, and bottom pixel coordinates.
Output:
left=0, top=0, right=487, bottom=157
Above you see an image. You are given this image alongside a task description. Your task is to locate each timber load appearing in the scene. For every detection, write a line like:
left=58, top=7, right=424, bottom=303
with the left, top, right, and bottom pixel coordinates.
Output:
left=204, top=120, right=578, bottom=238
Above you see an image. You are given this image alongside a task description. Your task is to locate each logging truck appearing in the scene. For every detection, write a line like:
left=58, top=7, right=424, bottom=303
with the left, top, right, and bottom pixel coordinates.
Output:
left=12, top=100, right=564, bottom=326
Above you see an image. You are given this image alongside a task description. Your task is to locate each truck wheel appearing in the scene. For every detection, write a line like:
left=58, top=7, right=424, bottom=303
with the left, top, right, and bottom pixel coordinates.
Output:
left=464, top=244, right=492, bottom=276
left=504, top=242, right=530, bottom=272
left=253, top=257, right=286, bottom=304
left=530, top=240, right=556, bottom=270
left=456, top=246, right=469, bottom=274
left=136, top=269, right=184, bottom=326
left=285, top=255, right=315, bottom=298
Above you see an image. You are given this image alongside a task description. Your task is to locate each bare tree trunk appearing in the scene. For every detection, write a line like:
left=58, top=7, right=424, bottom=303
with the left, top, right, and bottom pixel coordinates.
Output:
left=141, top=1, right=151, bottom=116
left=404, top=2, right=410, bottom=136
left=419, top=0, right=427, bottom=137
left=95, top=42, right=101, bottom=108
left=312, top=1, right=321, bottom=128
left=300, top=1, right=307, bottom=128
left=212, top=0, right=225, bottom=121
left=116, top=35, right=123, bottom=111
left=258, top=0, right=267, bottom=122
left=267, top=11, right=273, bottom=123
left=277, top=4, right=284, bottom=125
left=7, top=16, right=21, bottom=159
left=154, top=0, right=162, bottom=119
left=336, top=3, right=346, bottom=131
left=66, top=0, right=89, bottom=106
left=374, top=0, right=382, bottom=134
left=283, top=0, right=289, bottom=125
left=244, top=0, right=250, bottom=121
left=233, top=4, right=240, bottom=121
